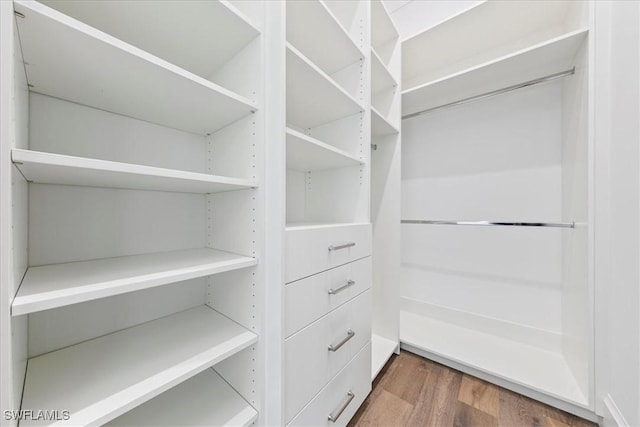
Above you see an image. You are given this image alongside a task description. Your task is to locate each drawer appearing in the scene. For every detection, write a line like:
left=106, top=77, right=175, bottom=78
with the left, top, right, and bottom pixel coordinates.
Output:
left=285, top=223, right=372, bottom=283
left=286, top=256, right=371, bottom=337
left=288, top=342, right=371, bottom=427
left=285, top=290, right=371, bottom=422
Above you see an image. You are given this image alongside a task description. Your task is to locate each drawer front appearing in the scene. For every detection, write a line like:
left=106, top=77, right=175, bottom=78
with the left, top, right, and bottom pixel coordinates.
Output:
left=285, top=290, right=371, bottom=422
left=288, top=342, right=371, bottom=427
left=285, top=223, right=372, bottom=283
left=286, top=256, right=371, bottom=337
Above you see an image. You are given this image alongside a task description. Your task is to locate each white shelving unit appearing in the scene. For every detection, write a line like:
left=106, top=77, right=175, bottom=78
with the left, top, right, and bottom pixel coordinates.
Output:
left=286, top=128, right=363, bottom=172
left=21, top=306, right=257, bottom=426
left=12, top=149, right=258, bottom=194
left=286, top=44, right=364, bottom=130
left=106, top=369, right=258, bottom=427
left=399, top=0, right=594, bottom=417
left=370, top=0, right=401, bottom=381
left=14, top=1, right=257, bottom=135
left=12, top=248, right=257, bottom=316
left=402, top=29, right=588, bottom=117
left=2, top=0, right=268, bottom=425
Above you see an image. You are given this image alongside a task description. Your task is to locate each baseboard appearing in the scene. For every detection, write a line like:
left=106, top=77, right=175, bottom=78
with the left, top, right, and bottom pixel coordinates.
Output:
left=602, top=394, right=630, bottom=427
left=400, top=297, right=563, bottom=351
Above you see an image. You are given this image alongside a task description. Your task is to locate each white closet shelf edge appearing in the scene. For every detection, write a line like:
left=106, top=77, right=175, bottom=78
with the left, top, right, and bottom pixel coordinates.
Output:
left=14, top=0, right=258, bottom=135
left=20, top=305, right=258, bottom=427
left=12, top=149, right=258, bottom=194
left=105, top=368, right=258, bottom=427
left=371, top=334, right=397, bottom=381
left=12, top=248, right=257, bottom=316
left=286, top=127, right=363, bottom=172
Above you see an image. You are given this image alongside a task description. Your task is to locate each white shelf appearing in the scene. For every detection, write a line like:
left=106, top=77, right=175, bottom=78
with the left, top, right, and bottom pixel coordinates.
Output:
left=371, top=0, right=399, bottom=51
left=371, top=333, right=397, bottom=380
left=12, top=149, right=258, bottom=194
left=402, top=30, right=588, bottom=117
left=402, top=0, right=577, bottom=89
left=371, top=48, right=397, bottom=94
left=15, top=1, right=258, bottom=135
left=21, top=306, right=258, bottom=427
left=286, top=0, right=363, bottom=75
left=285, top=221, right=370, bottom=232
left=39, top=0, right=259, bottom=82
left=286, top=128, right=363, bottom=172
left=106, top=368, right=257, bottom=427
left=12, top=248, right=257, bottom=316
left=287, top=44, right=364, bottom=129
left=400, top=311, right=588, bottom=407
left=371, top=107, right=399, bottom=137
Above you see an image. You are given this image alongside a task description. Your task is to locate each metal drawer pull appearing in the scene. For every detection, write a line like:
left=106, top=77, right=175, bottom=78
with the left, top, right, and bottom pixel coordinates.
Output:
left=328, top=242, right=356, bottom=251
left=328, top=330, right=355, bottom=352
left=328, top=391, right=355, bottom=422
left=328, top=280, right=355, bottom=295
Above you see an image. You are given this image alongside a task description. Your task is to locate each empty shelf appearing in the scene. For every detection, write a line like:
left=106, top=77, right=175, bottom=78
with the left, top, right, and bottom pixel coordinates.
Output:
left=371, top=0, right=399, bottom=51
left=39, top=0, right=259, bottom=81
left=21, top=305, right=258, bottom=426
left=372, top=107, right=399, bottom=136
left=287, top=44, right=364, bottom=129
left=287, top=0, right=363, bottom=75
left=106, top=369, right=257, bottom=427
left=12, top=149, right=258, bottom=194
left=400, top=311, right=588, bottom=407
left=371, top=48, right=397, bottom=94
left=12, top=248, right=257, bottom=316
left=403, top=0, right=578, bottom=88
left=285, top=221, right=370, bottom=232
left=371, top=333, right=397, bottom=380
left=402, top=30, right=588, bottom=117
left=286, top=128, right=363, bottom=172
left=15, top=1, right=257, bottom=135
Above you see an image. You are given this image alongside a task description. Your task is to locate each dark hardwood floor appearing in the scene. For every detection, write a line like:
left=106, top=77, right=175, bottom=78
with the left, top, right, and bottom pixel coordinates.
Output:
left=348, top=351, right=597, bottom=427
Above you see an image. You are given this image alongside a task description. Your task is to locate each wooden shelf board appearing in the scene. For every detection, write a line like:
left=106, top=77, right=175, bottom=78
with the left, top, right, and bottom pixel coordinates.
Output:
left=402, top=30, right=588, bottom=117
left=106, top=368, right=257, bottom=427
left=400, top=311, right=588, bottom=407
left=402, top=0, right=575, bottom=88
left=286, top=0, right=364, bottom=75
left=371, top=333, right=397, bottom=381
left=286, top=128, right=363, bottom=172
left=371, top=0, right=399, bottom=51
left=12, top=248, right=257, bottom=316
left=15, top=1, right=257, bottom=135
left=39, top=0, right=260, bottom=81
left=371, top=48, right=397, bottom=94
left=12, top=149, right=258, bottom=194
left=286, top=44, right=364, bottom=130
left=21, top=306, right=258, bottom=426
left=372, top=107, right=399, bottom=137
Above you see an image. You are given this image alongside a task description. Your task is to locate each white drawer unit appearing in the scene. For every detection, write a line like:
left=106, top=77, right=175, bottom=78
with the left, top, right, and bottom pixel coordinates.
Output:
left=288, top=343, right=372, bottom=427
left=285, top=289, right=371, bottom=422
left=285, top=256, right=372, bottom=337
left=285, top=223, right=372, bottom=283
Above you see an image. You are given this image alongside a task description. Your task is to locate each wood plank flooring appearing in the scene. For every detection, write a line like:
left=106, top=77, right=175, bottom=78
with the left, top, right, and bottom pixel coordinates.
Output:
left=349, top=351, right=596, bottom=427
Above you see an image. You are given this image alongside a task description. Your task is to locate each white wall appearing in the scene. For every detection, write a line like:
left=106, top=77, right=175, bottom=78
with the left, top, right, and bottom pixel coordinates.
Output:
left=594, top=1, right=640, bottom=426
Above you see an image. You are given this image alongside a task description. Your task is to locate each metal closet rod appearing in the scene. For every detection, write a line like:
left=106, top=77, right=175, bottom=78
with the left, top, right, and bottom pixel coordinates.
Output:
left=402, top=67, right=576, bottom=120
left=401, top=219, right=575, bottom=228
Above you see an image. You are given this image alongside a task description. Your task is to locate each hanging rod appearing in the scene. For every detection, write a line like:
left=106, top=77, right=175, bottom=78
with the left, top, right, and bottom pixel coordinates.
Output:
left=401, top=219, right=575, bottom=228
left=402, top=67, right=576, bottom=120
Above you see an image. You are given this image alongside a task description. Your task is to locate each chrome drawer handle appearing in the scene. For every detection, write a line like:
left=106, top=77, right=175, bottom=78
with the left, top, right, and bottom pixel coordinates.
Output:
left=328, top=391, right=355, bottom=422
left=328, top=242, right=356, bottom=251
left=328, top=280, right=355, bottom=295
left=328, top=330, right=355, bottom=352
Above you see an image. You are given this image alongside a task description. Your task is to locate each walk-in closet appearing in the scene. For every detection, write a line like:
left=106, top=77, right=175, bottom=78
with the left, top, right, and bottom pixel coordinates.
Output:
left=1, top=1, right=638, bottom=426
